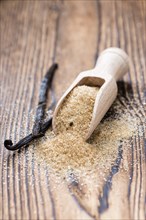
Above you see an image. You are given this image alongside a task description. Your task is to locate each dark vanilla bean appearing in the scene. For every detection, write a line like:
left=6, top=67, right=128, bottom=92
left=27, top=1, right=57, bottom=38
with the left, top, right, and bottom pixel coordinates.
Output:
left=4, top=63, right=58, bottom=151
left=32, top=63, right=58, bottom=136
left=4, top=118, right=52, bottom=151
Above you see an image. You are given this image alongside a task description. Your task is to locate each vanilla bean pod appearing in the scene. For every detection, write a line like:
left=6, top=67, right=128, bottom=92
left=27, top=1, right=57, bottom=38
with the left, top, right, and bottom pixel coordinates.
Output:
left=33, top=63, right=58, bottom=136
left=4, top=63, right=58, bottom=151
left=4, top=118, right=52, bottom=151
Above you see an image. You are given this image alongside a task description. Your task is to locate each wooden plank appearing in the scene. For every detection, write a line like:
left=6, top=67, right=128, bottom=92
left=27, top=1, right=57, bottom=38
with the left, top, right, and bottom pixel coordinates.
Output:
left=0, top=1, right=62, bottom=219
left=0, top=0, right=145, bottom=219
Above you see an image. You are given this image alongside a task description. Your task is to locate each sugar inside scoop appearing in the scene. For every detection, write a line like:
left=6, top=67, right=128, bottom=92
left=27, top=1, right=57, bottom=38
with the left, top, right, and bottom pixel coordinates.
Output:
left=54, top=85, right=100, bottom=138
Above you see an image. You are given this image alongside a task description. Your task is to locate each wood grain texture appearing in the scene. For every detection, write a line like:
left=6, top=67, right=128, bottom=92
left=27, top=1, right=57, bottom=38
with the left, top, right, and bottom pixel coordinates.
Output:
left=0, top=1, right=145, bottom=220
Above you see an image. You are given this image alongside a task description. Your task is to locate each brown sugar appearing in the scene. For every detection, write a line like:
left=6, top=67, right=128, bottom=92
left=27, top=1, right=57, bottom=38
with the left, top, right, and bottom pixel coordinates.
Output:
left=55, top=85, right=99, bottom=137
left=34, top=85, right=138, bottom=174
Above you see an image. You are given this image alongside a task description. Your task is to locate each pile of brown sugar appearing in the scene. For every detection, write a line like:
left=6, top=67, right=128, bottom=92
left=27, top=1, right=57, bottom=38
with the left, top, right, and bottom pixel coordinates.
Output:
left=55, top=85, right=99, bottom=137
left=34, top=85, right=137, bottom=173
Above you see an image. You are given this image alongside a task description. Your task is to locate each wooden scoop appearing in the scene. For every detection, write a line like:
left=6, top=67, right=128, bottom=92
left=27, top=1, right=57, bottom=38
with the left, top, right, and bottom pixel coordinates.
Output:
left=53, top=47, right=129, bottom=140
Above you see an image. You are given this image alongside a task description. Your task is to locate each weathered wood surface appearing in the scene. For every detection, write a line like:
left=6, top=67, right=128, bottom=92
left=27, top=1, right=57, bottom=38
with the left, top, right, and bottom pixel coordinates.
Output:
left=0, top=1, right=145, bottom=219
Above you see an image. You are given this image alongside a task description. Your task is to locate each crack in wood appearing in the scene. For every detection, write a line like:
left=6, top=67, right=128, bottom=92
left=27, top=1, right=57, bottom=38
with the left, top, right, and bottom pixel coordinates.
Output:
left=98, top=142, right=123, bottom=214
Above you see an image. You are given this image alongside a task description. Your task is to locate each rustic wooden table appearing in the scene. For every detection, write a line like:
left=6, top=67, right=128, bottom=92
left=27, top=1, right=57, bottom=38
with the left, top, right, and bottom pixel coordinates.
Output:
left=0, top=1, right=145, bottom=220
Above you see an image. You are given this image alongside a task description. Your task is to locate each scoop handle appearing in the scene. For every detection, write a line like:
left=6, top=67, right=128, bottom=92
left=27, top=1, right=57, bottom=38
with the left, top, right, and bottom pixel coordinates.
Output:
left=95, top=47, right=129, bottom=81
